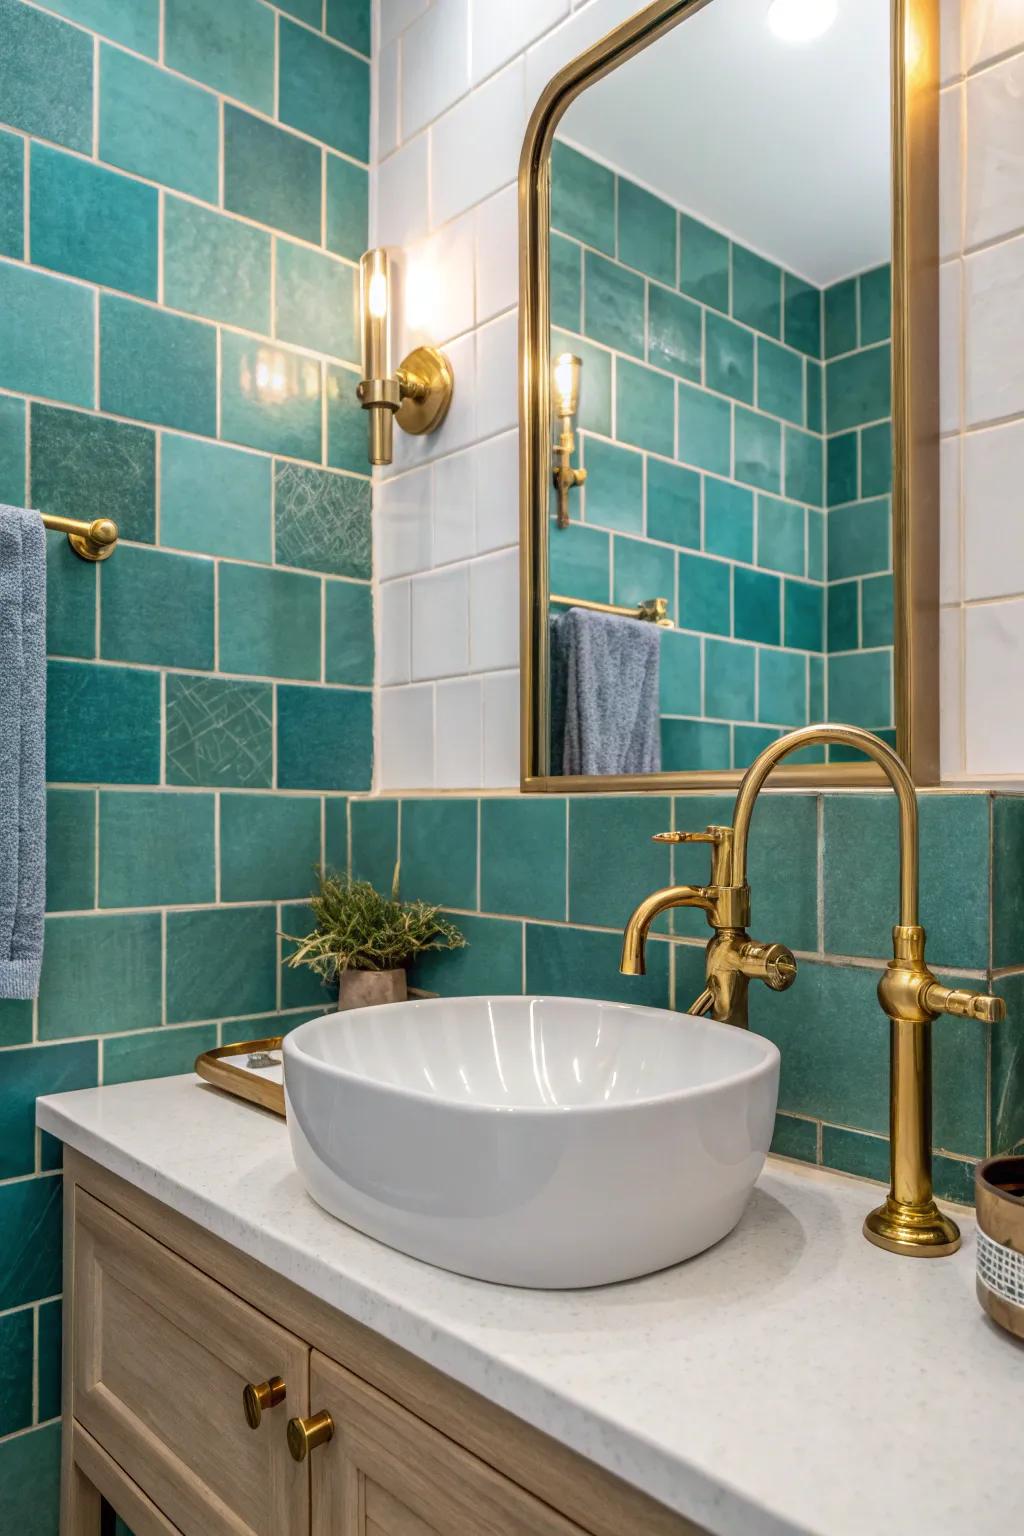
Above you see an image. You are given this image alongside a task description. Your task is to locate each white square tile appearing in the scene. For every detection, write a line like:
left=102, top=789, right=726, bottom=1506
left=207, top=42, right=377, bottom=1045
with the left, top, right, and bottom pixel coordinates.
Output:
left=401, top=209, right=476, bottom=354
left=482, top=669, right=521, bottom=787
left=964, top=598, right=1024, bottom=773
left=377, top=38, right=400, bottom=159
left=470, top=0, right=570, bottom=86
left=401, top=0, right=471, bottom=138
left=525, top=0, right=638, bottom=107
left=962, top=0, right=1024, bottom=72
left=435, top=676, right=484, bottom=787
left=939, top=434, right=962, bottom=605
left=939, top=85, right=963, bottom=261
left=375, top=466, right=433, bottom=578
left=469, top=548, right=519, bottom=671
left=475, top=430, right=519, bottom=552
left=378, top=578, right=412, bottom=684
left=963, top=417, right=1024, bottom=598
left=475, top=183, right=518, bottom=323
left=939, top=607, right=964, bottom=777
left=433, top=448, right=477, bottom=564
left=390, top=329, right=478, bottom=472
left=939, top=0, right=963, bottom=83
left=965, top=55, right=1024, bottom=249
left=430, top=60, right=527, bottom=228
left=939, top=258, right=962, bottom=435
left=411, top=565, right=470, bottom=677
left=380, top=0, right=430, bottom=49
left=475, top=310, right=518, bottom=441
left=964, top=232, right=1024, bottom=426
left=375, top=135, right=430, bottom=248
left=378, top=683, right=435, bottom=788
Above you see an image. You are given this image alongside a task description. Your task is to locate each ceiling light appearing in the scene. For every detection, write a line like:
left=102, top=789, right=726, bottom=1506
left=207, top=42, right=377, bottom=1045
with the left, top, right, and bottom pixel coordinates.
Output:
left=767, top=0, right=839, bottom=44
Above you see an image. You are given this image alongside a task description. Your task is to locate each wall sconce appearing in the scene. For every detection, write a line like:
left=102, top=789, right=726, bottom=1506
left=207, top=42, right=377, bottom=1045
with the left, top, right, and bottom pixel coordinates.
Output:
left=356, top=247, right=454, bottom=466
left=552, top=352, right=586, bottom=529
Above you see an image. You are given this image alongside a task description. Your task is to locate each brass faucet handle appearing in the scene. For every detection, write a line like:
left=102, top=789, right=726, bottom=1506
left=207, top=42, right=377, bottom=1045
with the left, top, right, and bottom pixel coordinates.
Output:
left=652, top=830, right=719, bottom=845
left=740, top=941, right=797, bottom=992
left=923, top=982, right=1006, bottom=1025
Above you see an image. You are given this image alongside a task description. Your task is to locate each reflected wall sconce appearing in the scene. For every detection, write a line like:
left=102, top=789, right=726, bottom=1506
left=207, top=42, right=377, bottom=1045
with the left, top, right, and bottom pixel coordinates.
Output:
left=552, top=351, right=586, bottom=529
left=356, top=247, right=454, bottom=466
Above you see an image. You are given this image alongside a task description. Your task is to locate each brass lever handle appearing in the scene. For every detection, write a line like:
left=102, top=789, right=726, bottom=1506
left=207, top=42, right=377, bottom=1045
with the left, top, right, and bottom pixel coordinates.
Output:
left=740, top=941, right=798, bottom=992
left=287, top=1410, right=334, bottom=1461
left=922, top=982, right=1005, bottom=1024
left=242, top=1376, right=286, bottom=1429
left=653, top=830, right=720, bottom=845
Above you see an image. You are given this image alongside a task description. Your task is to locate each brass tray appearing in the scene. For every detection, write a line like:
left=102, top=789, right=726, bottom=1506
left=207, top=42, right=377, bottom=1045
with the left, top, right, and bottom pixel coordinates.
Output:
left=195, top=1036, right=286, bottom=1118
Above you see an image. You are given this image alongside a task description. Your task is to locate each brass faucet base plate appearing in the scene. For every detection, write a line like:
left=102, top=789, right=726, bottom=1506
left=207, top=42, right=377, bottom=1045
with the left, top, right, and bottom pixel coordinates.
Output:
left=396, top=346, right=454, bottom=436
left=863, top=1199, right=961, bottom=1258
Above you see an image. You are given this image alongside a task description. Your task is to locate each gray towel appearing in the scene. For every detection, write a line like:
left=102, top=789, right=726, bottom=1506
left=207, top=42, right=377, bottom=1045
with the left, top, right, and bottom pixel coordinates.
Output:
left=549, top=607, right=661, bottom=776
left=0, top=506, right=47, bottom=998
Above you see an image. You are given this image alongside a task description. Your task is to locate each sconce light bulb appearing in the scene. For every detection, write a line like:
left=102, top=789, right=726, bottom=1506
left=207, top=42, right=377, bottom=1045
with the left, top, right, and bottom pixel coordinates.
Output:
left=553, top=352, right=582, bottom=419
left=766, top=0, right=838, bottom=44
left=367, top=271, right=389, bottom=320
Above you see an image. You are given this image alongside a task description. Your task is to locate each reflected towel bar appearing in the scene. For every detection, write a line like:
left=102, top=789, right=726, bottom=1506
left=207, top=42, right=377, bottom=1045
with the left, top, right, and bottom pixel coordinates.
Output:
left=41, top=512, right=119, bottom=562
left=550, top=593, right=674, bottom=628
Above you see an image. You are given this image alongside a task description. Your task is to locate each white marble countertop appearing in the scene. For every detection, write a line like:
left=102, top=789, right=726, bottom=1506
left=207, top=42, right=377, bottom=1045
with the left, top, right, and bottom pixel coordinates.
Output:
left=38, top=1076, right=1021, bottom=1536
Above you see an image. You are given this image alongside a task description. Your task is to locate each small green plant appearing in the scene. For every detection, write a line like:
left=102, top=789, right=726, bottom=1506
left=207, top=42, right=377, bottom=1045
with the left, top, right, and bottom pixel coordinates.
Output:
left=283, top=867, right=465, bottom=981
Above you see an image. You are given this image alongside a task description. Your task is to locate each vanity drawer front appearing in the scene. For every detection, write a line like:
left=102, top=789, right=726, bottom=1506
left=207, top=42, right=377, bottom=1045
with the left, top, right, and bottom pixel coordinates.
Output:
left=74, top=1189, right=310, bottom=1536
left=309, top=1352, right=589, bottom=1536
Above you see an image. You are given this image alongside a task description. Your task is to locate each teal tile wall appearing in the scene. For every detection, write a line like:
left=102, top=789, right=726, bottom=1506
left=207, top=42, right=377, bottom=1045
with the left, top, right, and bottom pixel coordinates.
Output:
left=0, top=0, right=370, bottom=1503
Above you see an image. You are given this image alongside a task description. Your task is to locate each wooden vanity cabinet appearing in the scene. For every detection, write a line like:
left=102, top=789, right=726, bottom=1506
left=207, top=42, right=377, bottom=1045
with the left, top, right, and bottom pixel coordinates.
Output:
left=61, top=1151, right=704, bottom=1536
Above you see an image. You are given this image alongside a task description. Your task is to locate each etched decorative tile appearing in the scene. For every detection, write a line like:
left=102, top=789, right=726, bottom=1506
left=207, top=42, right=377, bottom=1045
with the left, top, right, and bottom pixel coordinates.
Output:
left=274, top=462, right=371, bottom=578
left=165, top=675, right=273, bottom=788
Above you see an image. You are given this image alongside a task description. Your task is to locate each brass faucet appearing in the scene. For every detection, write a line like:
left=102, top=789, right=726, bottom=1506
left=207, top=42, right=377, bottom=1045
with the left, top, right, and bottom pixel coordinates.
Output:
left=621, top=723, right=1006, bottom=1258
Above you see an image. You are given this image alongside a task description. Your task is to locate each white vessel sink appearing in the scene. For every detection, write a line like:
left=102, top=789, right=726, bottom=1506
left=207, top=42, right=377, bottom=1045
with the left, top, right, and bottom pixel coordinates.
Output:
left=283, top=995, right=780, bottom=1289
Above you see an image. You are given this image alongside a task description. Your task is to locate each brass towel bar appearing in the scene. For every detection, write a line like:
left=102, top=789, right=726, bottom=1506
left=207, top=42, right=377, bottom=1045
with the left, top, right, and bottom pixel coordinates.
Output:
left=550, top=593, right=674, bottom=628
left=41, top=512, right=119, bottom=562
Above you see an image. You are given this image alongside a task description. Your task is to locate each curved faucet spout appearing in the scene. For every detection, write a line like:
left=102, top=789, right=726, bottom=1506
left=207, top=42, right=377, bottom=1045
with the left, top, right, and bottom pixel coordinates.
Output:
left=620, top=885, right=715, bottom=976
left=731, top=723, right=919, bottom=927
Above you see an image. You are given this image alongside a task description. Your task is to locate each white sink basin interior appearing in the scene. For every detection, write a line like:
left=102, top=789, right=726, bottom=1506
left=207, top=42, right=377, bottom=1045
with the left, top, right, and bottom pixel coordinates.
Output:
left=283, top=995, right=780, bottom=1289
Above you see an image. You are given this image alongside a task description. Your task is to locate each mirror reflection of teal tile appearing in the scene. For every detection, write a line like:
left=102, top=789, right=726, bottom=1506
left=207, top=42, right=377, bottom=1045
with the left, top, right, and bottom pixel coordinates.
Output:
left=757, top=338, right=803, bottom=424
left=827, top=579, right=858, bottom=652
left=734, top=407, right=781, bottom=493
left=828, top=498, right=890, bottom=580
left=549, top=522, right=609, bottom=602
left=861, top=573, right=893, bottom=649
left=584, top=251, right=644, bottom=357
left=646, top=458, right=700, bottom=549
left=731, top=247, right=781, bottom=338
left=759, top=648, right=807, bottom=725
left=613, top=534, right=675, bottom=610
left=659, top=629, right=701, bottom=716
left=647, top=285, right=701, bottom=382
left=757, top=495, right=805, bottom=576
left=810, top=654, right=824, bottom=717
left=807, top=510, right=824, bottom=580
left=733, top=724, right=781, bottom=765
left=678, top=551, right=729, bottom=636
left=733, top=565, right=780, bottom=646
left=549, top=233, right=581, bottom=331
left=860, top=422, right=892, bottom=497
left=0, top=395, right=25, bottom=504
left=581, top=436, right=642, bottom=533
left=704, top=477, right=753, bottom=562
left=551, top=140, right=614, bottom=255
left=784, top=578, right=823, bottom=652
left=828, top=650, right=892, bottom=728
left=806, top=360, right=823, bottom=432
left=705, top=314, right=753, bottom=403
left=827, top=431, right=858, bottom=506
left=615, top=359, right=674, bottom=455
left=679, top=216, right=729, bottom=312
left=552, top=330, right=611, bottom=436
left=824, top=277, right=857, bottom=358
left=783, top=272, right=821, bottom=358
left=678, top=381, right=730, bottom=476
left=859, top=264, right=891, bottom=345
left=826, top=344, right=891, bottom=433
left=784, top=426, right=823, bottom=507
left=662, top=718, right=730, bottom=772
left=618, top=179, right=676, bottom=284
left=705, top=639, right=755, bottom=721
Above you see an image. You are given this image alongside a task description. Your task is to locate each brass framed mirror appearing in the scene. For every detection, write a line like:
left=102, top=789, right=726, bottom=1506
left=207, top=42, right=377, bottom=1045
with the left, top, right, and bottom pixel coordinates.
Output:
left=519, top=0, right=939, bottom=791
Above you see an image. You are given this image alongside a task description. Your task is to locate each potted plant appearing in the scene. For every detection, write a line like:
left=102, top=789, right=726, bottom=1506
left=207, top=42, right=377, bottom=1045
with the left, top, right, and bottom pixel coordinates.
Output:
left=283, top=868, right=465, bottom=1010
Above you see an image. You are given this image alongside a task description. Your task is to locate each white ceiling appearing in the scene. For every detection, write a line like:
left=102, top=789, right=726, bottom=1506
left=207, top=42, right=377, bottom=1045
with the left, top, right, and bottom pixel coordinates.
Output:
left=557, top=0, right=891, bottom=287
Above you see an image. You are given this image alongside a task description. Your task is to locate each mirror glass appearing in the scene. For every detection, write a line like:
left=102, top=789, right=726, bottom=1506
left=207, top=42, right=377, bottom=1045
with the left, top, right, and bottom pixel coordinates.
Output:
left=545, top=0, right=893, bottom=777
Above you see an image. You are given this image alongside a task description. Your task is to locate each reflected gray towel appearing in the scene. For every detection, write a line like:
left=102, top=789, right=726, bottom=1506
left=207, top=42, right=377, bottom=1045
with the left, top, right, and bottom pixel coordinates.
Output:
left=549, top=608, right=661, bottom=776
left=0, top=506, right=47, bottom=998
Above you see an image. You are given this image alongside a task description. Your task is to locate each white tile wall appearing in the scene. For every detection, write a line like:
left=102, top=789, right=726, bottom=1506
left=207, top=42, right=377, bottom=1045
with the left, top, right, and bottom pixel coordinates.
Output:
left=411, top=564, right=471, bottom=678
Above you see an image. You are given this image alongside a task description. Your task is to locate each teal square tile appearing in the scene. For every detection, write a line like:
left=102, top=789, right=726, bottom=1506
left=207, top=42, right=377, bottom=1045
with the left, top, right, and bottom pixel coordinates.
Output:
left=526, top=924, right=670, bottom=1008
left=551, top=141, right=614, bottom=255
left=616, top=360, right=674, bottom=455
left=785, top=426, right=823, bottom=506
left=549, top=522, right=609, bottom=603
left=46, top=788, right=95, bottom=912
left=759, top=649, right=807, bottom=726
left=481, top=799, right=566, bottom=921
left=0, top=1041, right=97, bottom=1178
left=582, top=437, right=642, bottom=533
left=276, top=0, right=321, bottom=21
left=104, top=1023, right=218, bottom=1087
left=279, top=20, right=369, bottom=162
left=276, top=462, right=371, bottom=577
left=647, top=459, right=700, bottom=549
left=32, top=404, right=155, bottom=545
left=758, top=339, right=804, bottom=424
left=280, top=907, right=338, bottom=1010
left=164, top=199, right=271, bottom=333
left=758, top=495, right=805, bottom=576
left=809, top=653, right=825, bottom=717
left=99, top=45, right=217, bottom=201
left=0, top=262, right=94, bottom=408
left=828, top=579, right=859, bottom=652
left=828, top=431, right=858, bottom=506
left=678, top=381, right=730, bottom=476
left=704, top=478, right=753, bottom=562
left=47, top=661, right=160, bottom=784
left=325, top=581, right=373, bottom=685
left=99, top=792, right=215, bottom=907
left=0, top=129, right=23, bottom=258
left=0, top=1309, right=33, bottom=1437
left=828, top=499, right=890, bottom=580
left=680, top=216, right=728, bottom=312
left=161, top=436, right=272, bottom=561
left=0, top=394, right=25, bottom=504
left=166, top=675, right=272, bottom=788
left=31, top=144, right=157, bottom=299
left=350, top=798, right=398, bottom=890
left=859, top=264, right=891, bottom=345
left=0, top=1424, right=60, bottom=1536
left=614, top=534, right=675, bottom=610
left=932, top=992, right=989, bottom=1158
left=0, top=1178, right=62, bottom=1311
left=743, top=793, right=818, bottom=950
left=647, top=285, right=702, bottom=382
left=221, top=794, right=320, bottom=901
left=861, top=573, right=893, bottom=649
left=37, top=1300, right=61, bottom=1422
left=783, top=273, right=821, bottom=358
left=806, top=360, right=823, bottom=433
left=277, top=685, right=372, bottom=790
left=772, top=1114, right=818, bottom=1164
left=0, top=0, right=92, bottom=151
left=784, top=579, right=823, bottom=652
left=0, top=1000, right=33, bottom=1048
left=568, top=796, right=673, bottom=931
left=276, top=242, right=358, bottom=363
left=993, top=797, right=1024, bottom=969
left=101, top=546, right=214, bottom=669
left=733, top=565, right=781, bottom=646
left=552, top=331, right=611, bottom=437
left=221, top=333, right=323, bottom=461
left=822, top=1125, right=888, bottom=1184
left=860, top=423, right=892, bottom=498
left=827, top=344, right=891, bottom=433
left=550, top=234, right=581, bottom=332
left=40, top=913, right=162, bottom=1037
left=659, top=628, right=701, bottom=716
left=705, top=314, right=753, bottom=403
left=326, top=364, right=364, bottom=473
left=224, top=105, right=322, bottom=243
left=618, top=178, right=676, bottom=284
left=400, top=799, right=477, bottom=911
left=662, top=718, right=731, bottom=770
left=828, top=651, right=892, bottom=728
left=324, top=796, right=348, bottom=872
left=41, top=0, right=158, bottom=52
left=584, top=251, right=644, bottom=358
left=167, top=905, right=277, bottom=1023
left=732, top=246, right=781, bottom=338
left=825, top=278, right=857, bottom=357
left=993, top=973, right=1024, bottom=1151
left=47, top=533, right=99, bottom=656
left=100, top=296, right=216, bottom=436
left=705, top=639, right=755, bottom=721
left=219, top=562, right=320, bottom=680
left=734, top=407, right=781, bottom=493
left=327, top=0, right=371, bottom=53
left=325, top=154, right=369, bottom=263
left=412, top=912, right=522, bottom=998
left=807, top=511, right=824, bottom=581
left=165, top=0, right=274, bottom=113
left=678, top=550, right=730, bottom=636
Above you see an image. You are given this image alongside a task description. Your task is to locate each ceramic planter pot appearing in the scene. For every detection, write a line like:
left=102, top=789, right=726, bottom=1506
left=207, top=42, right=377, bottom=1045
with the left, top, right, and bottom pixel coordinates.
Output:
left=337, top=968, right=407, bottom=1011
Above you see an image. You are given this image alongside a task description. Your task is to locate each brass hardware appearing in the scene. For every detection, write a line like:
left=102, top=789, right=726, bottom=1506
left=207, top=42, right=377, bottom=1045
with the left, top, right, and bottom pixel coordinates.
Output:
left=551, top=352, right=585, bottom=527
left=195, top=1036, right=286, bottom=1117
left=242, top=1376, right=286, bottom=1429
left=41, top=513, right=119, bottom=562
left=356, top=248, right=454, bottom=466
left=550, top=594, right=673, bottom=628
left=286, top=1410, right=334, bottom=1462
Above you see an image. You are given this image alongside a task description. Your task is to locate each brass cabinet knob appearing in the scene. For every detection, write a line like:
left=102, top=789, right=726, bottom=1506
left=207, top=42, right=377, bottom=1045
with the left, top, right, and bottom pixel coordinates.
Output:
left=287, top=1410, right=334, bottom=1461
left=242, top=1376, right=286, bottom=1429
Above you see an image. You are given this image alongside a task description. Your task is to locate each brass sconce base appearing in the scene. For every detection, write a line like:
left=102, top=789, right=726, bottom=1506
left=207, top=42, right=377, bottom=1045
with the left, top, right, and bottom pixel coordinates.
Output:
left=863, top=1197, right=961, bottom=1258
left=396, top=345, right=454, bottom=436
